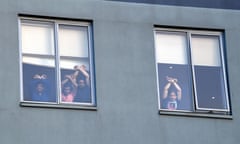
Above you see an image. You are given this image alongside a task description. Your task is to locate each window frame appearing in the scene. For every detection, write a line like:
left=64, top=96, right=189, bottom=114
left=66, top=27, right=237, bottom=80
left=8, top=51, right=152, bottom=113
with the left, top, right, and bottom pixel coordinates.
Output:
left=154, top=27, right=231, bottom=118
left=19, top=16, right=96, bottom=109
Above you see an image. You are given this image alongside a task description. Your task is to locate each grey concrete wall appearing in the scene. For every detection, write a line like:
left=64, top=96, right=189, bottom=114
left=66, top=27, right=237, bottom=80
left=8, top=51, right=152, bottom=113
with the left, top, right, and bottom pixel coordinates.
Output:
left=0, top=0, right=239, bottom=144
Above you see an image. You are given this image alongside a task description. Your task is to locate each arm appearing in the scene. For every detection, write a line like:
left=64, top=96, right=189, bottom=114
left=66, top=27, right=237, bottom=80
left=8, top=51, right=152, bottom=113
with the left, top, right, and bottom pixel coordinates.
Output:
left=162, top=82, right=171, bottom=99
left=172, top=79, right=182, bottom=100
left=75, top=65, right=90, bottom=86
left=61, top=76, right=69, bottom=86
left=63, top=74, right=78, bottom=88
left=163, top=76, right=182, bottom=100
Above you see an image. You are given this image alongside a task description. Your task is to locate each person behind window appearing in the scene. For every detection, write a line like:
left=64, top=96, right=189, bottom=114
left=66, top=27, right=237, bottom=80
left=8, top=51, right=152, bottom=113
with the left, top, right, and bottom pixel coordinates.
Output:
left=61, top=74, right=77, bottom=102
left=31, top=74, right=50, bottom=102
left=162, top=76, right=182, bottom=110
left=73, top=65, right=91, bottom=103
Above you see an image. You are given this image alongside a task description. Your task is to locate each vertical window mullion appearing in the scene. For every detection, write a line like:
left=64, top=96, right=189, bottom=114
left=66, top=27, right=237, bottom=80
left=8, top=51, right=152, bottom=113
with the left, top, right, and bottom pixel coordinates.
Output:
left=19, top=18, right=24, bottom=102
left=54, top=22, right=61, bottom=104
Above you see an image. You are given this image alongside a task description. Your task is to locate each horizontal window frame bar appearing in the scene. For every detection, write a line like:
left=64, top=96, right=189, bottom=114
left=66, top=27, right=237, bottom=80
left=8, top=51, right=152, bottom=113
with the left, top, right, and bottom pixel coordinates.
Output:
left=159, top=110, right=232, bottom=119
left=20, top=102, right=97, bottom=110
left=19, top=16, right=91, bottom=27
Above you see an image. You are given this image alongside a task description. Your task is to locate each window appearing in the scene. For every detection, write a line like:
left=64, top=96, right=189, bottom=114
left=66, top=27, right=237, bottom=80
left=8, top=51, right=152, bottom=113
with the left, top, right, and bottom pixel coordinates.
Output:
left=19, top=16, right=96, bottom=109
left=154, top=27, right=231, bottom=116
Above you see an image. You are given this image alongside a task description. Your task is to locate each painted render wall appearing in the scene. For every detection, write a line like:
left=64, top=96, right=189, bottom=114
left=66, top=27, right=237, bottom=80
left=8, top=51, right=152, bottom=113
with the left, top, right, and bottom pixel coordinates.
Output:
left=0, top=0, right=239, bottom=144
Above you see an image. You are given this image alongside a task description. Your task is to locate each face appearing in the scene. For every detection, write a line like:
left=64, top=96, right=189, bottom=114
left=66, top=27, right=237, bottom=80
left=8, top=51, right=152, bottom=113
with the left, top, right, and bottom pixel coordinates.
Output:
left=63, top=86, right=71, bottom=95
left=36, top=83, right=44, bottom=93
left=169, top=92, right=177, bottom=101
left=78, top=79, right=85, bottom=88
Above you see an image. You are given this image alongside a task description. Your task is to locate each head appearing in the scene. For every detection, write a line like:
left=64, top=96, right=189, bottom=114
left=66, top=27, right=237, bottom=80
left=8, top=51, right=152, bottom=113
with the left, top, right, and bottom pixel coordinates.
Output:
left=62, top=83, right=73, bottom=95
left=76, top=73, right=87, bottom=88
left=169, top=91, right=177, bottom=101
left=36, top=82, right=45, bottom=93
left=78, top=79, right=86, bottom=88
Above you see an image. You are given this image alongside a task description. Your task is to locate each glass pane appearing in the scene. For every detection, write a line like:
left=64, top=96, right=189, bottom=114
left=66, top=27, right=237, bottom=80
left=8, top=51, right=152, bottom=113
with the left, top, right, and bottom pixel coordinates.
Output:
left=194, top=66, right=228, bottom=111
left=21, top=22, right=54, bottom=55
left=191, top=34, right=229, bottom=111
left=58, top=25, right=89, bottom=57
left=60, top=62, right=91, bottom=104
left=59, top=25, right=92, bottom=104
left=157, top=64, right=193, bottom=111
left=22, top=63, right=57, bottom=103
left=155, top=31, right=193, bottom=111
left=21, top=20, right=57, bottom=103
left=155, top=31, right=188, bottom=64
left=191, top=35, right=221, bottom=66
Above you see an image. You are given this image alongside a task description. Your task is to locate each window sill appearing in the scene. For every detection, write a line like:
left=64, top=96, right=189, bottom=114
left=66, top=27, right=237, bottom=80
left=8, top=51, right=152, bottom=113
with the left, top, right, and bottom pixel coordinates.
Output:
left=159, top=110, right=233, bottom=119
left=20, top=102, right=97, bottom=111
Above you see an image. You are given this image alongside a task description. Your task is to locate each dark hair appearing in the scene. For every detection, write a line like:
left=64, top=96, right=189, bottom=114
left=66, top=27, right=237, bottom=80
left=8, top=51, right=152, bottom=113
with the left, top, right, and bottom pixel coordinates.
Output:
left=63, top=82, right=73, bottom=91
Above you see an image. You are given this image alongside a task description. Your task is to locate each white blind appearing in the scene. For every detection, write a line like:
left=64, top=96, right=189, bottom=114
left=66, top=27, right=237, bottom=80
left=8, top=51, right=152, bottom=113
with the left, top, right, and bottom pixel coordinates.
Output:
left=155, top=31, right=188, bottom=64
left=21, top=23, right=54, bottom=55
left=191, top=35, right=221, bottom=66
left=58, top=25, right=89, bottom=58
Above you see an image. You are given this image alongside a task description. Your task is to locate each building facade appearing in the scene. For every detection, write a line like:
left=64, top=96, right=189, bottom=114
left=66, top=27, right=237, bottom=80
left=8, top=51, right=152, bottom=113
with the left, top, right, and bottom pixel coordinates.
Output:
left=0, top=0, right=240, bottom=144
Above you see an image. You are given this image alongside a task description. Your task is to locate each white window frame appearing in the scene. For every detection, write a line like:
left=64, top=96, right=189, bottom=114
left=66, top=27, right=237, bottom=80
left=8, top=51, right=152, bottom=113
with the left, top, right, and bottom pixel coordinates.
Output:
left=19, top=16, right=96, bottom=109
left=154, top=27, right=231, bottom=116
